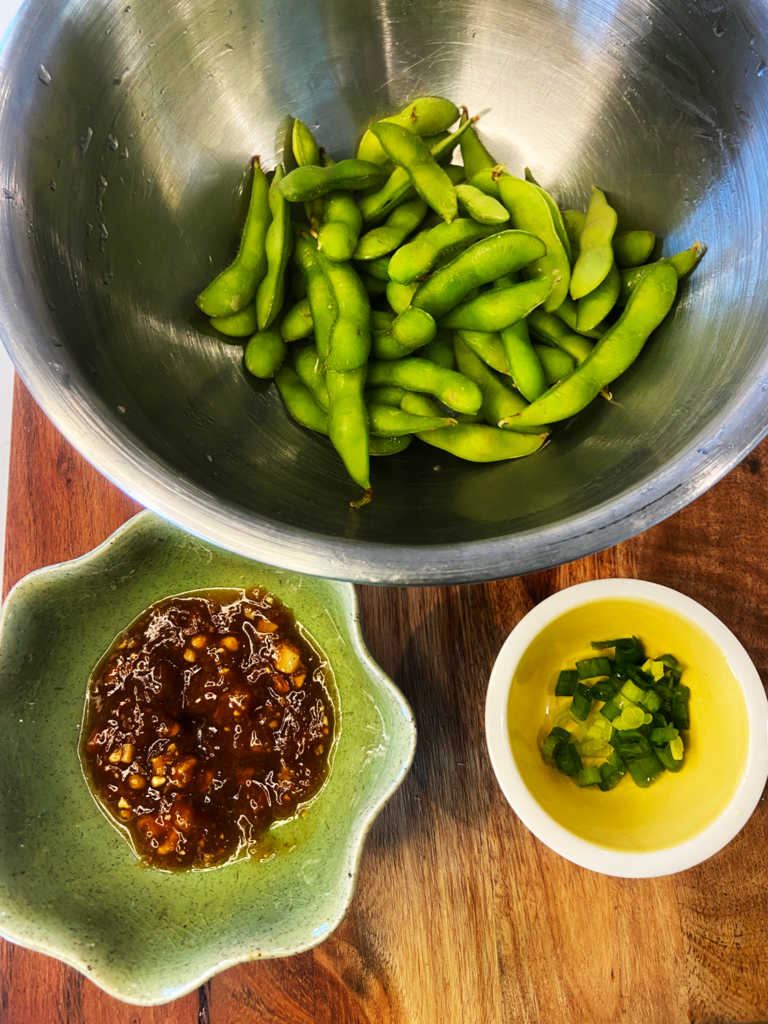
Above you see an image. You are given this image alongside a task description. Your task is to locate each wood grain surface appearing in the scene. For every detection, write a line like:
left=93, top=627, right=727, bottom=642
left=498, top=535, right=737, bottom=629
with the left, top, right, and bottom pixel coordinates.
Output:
left=3, top=376, right=768, bottom=1024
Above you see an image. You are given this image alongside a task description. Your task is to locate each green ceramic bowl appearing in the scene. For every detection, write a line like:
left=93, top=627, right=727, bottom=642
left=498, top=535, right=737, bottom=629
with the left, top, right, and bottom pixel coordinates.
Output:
left=0, top=511, right=415, bottom=1005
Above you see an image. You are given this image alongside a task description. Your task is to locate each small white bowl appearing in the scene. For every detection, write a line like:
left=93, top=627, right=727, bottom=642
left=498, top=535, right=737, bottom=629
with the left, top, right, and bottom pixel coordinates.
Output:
left=485, top=578, right=768, bottom=878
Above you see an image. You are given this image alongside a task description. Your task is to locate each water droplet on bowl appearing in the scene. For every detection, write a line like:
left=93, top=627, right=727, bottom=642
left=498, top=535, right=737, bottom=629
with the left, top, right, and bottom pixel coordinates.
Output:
left=713, top=20, right=725, bottom=37
left=49, top=180, right=56, bottom=191
left=37, top=64, right=51, bottom=85
left=79, top=126, right=93, bottom=156
left=106, top=134, right=119, bottom=151
left=758, top=59, right=767, bottom=77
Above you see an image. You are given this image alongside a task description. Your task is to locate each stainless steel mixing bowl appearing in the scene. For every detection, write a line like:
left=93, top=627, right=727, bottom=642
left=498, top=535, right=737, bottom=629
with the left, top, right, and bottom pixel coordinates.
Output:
left=0, top=0, right=766, bottom=584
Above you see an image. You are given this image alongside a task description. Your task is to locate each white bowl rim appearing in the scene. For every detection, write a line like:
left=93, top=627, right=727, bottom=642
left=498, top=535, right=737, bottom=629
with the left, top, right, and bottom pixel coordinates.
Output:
left=484, top=578, right=768, bottom=878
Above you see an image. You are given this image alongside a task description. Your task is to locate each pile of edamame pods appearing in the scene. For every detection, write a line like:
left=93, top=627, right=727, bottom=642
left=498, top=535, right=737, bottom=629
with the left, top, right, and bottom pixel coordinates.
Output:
left=196, top=96, right=705, bottom=506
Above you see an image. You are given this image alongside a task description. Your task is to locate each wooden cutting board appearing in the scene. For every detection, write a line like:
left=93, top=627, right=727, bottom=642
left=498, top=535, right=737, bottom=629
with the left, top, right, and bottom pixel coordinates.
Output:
left=3, top=376, right=768, bottom=1024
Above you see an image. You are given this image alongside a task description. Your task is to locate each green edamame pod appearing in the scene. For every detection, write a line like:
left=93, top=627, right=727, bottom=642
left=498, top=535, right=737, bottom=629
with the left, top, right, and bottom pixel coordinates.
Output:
left=274, top=364, right=328, bottom=434
left=454, top=184, right=509, bottom=226
left=570, top=186, right=618, bottom=299
left=414, top=421, right=546, bottom=462
left=354, top=196, right=429, bottom=260
left=490, top=275, right=547, bottom=402
left=360, top=272, right=388, bottom=297
left=255, top=166, right=293, bottom=330
left=617, top=241, right=706, bottom=305
left=244, top=324, right=288, bottom=379
left=366, top=385, right=407, bottom=407
left=413, top=231, right=547, bottom=320
left=533, top=344, right=575, bottom=386
left=371, top=307, right=437, bottom=359
left=280, top=297, right=314, bottom=341
left=354, top=254, right=391, bottom=281
left=197, top=157, right=271, bottom=316
left=293, top=344, right=329, bottom=410
left=468, top=165, right=506, bottom=200
left=210, top=302, right=258, bottom=337
left=502, top=263, right=678, bottom=427
left=386, top=280, right=419, bottom=314
left=292, top=119, right=323, bottom=230
left=458, top=108, right=498, bottom=179
left=439, top=277, right=554, bottom=332
left=613, top=230, right=656, bottom=269
left=522, top=171, right=572, bottom=265
left=357, top=96, right=460, bottom=164
left=388, top=218, right=497, bottom=284
left=366, top=357, right=482, bottom=415
left=279, top=160, right=390, bottom=202
left=498, top=176, right=570, bottom=311
left=368, top=403, right=456, bottom=436
left=317, top=189, right=363, bottom=262
left=371, top=310, right=396, bottom=331
left=320, top=255, right=371, bottom=371
left=292, top=231, right=337, bottom=361
left=553, top=295, right=605, bottom=339
left=370, top=122, right=458, bottom=223
left=576, top=263, right=620, bottom=332
left=369, top=434, right=412, bottom=455
left=359, top=124, right=471, bottom=224
left=326, top=366, right=371, bottom=504
left=527, top=309, right=594, bottom=364
left=420, top=330, right=456, bottom=370
left=453, top=335, right=546, bottom=434
left=562, top=209, right=586, bottom=251
left=456, top=330, right=509, bottom=374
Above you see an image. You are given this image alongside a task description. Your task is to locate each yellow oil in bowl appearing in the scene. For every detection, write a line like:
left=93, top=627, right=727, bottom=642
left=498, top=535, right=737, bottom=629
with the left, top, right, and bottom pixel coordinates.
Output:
left=508, top=598, right=750, bottom=852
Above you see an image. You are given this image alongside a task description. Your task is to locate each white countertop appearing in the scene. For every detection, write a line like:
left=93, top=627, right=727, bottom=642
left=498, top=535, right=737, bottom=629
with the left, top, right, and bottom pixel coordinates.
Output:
left=0, top=0, right=26, bottom=588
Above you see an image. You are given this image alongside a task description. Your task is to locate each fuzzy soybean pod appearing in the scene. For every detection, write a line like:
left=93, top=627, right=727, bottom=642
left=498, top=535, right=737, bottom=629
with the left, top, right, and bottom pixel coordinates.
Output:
left=553, top=295, right=605, bottom=339
left=370, top=435, right=412, bottom=455
left=244, top=324, right=288, bottom=379
left=413, top=418, right=546, bottom=462
left=353, top=196, right=429, bottom=261
left=420, top=330, right=456, bottom=370
left=454, top=183, right=509, bottom=226
left=453, top=335, right=547, bottom=435
left=498, top=176, right=570, bottom=312
left=357, top=96, right=460, bottom=164
left=366, top=357, right=482, bottom=416
left=458, top=107, right=498, bottom=179
left=197, top=157, right=271, bottom=317
left=368, top=403, right=457, bottom=436
left=280, top=297, right=314, bottom=342
left=562, top=209, right=586, bottom=251
left=523, top=171, right=573, bottom=265
left=527, top=309, right=594, bottom=364
left=292, top=119, right=323, bottom=230
left=468, top=165, right=506, bottom=200
left=326, top=366, right=371, bottom=505
left=293, top=231, right=337, bottom=361
left=371, top=307, right=437, bottom=359
left=370, top=122, right=458, bottom=224
left=320, top=255, right=371, bottom=372
left=210, top=303, right=258, bottom=337
left=366, top=385, right=407, bottom=407
left=570, top=187, right=618, bottom=300
left=388, top=218, right=497, bottom=284
left=274, top=364, right=329, bottom=435
left=613, top=230, right=656, bottom=269
left=386, top=279, right=419, bottom=314
left=617, top=242, right=706, bottom=305
left=491, top=275, right=547, bottom=403
left=279, top=160, right=390, bottom=202
left=501, top=262, right=679, bottom=428
left=255, top=166, right=293, bottom=331
left=456, top=329, right=509, bottom=374
left=412, top=231, right=546, bottom=320
left=317, top=189, right=363, bottom=263
left=439, top=277, right=554, bottom=332
left=359, top=272, right=388, bottom=298
left=293, top=344, right=330, bottom=410
left=534, top=344, right=575, bottom=386
left=354, top=254, right=391, bottom=281
left=577, top=263, right=620, bottom=333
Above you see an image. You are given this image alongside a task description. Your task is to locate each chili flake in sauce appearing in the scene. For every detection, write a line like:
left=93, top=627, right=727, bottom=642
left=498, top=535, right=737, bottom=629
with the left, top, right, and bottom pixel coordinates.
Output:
left=82, top=588, right=335, bottom=870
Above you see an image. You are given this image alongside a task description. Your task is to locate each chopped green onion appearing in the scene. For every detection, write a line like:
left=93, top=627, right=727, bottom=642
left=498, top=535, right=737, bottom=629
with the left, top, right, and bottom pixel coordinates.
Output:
left=591, top=636, right=644, bottom=665
left=598, top=751, right=627, bottom=791
left=619, top=680, right=646, bottom=703
left=577, top=766, right=602, bottom=787
left=638, top=689, right=662, bottom=712
left=627, top=753, right=665, bottom=788
left=585, top=716, right=613, bottom=742
left=570, top=683, right=593, bottom=721
left=542, top=726, right=571, bottom=759
left=609, top=729, right=652, bottom=760
left=612, top=665, right=629, bottom=682
left=671, top=686, right=690, bottom=730
left=590, top=678, right=618, bottom=702
left=659, top=654, right=678, bottom=668
left=670, top=735, right=684, bottom=760
left=600, top=701, right=621, bottom=722
left=650, top=722, right=679, bottom=745
left=556, top=742, right=582, bottom=776
left=614, top=706, right=647, bottom=731
left=555, top=669, right=579, bottom=697
left=576, top=656, right=613, bottom=680
left=652, top=679, right=675, bottom=701
left=656, top=742, right=684, bottom=772
left=625, top=664, right=653, bottom=689
left=613, top=691, right=638, bottom=711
